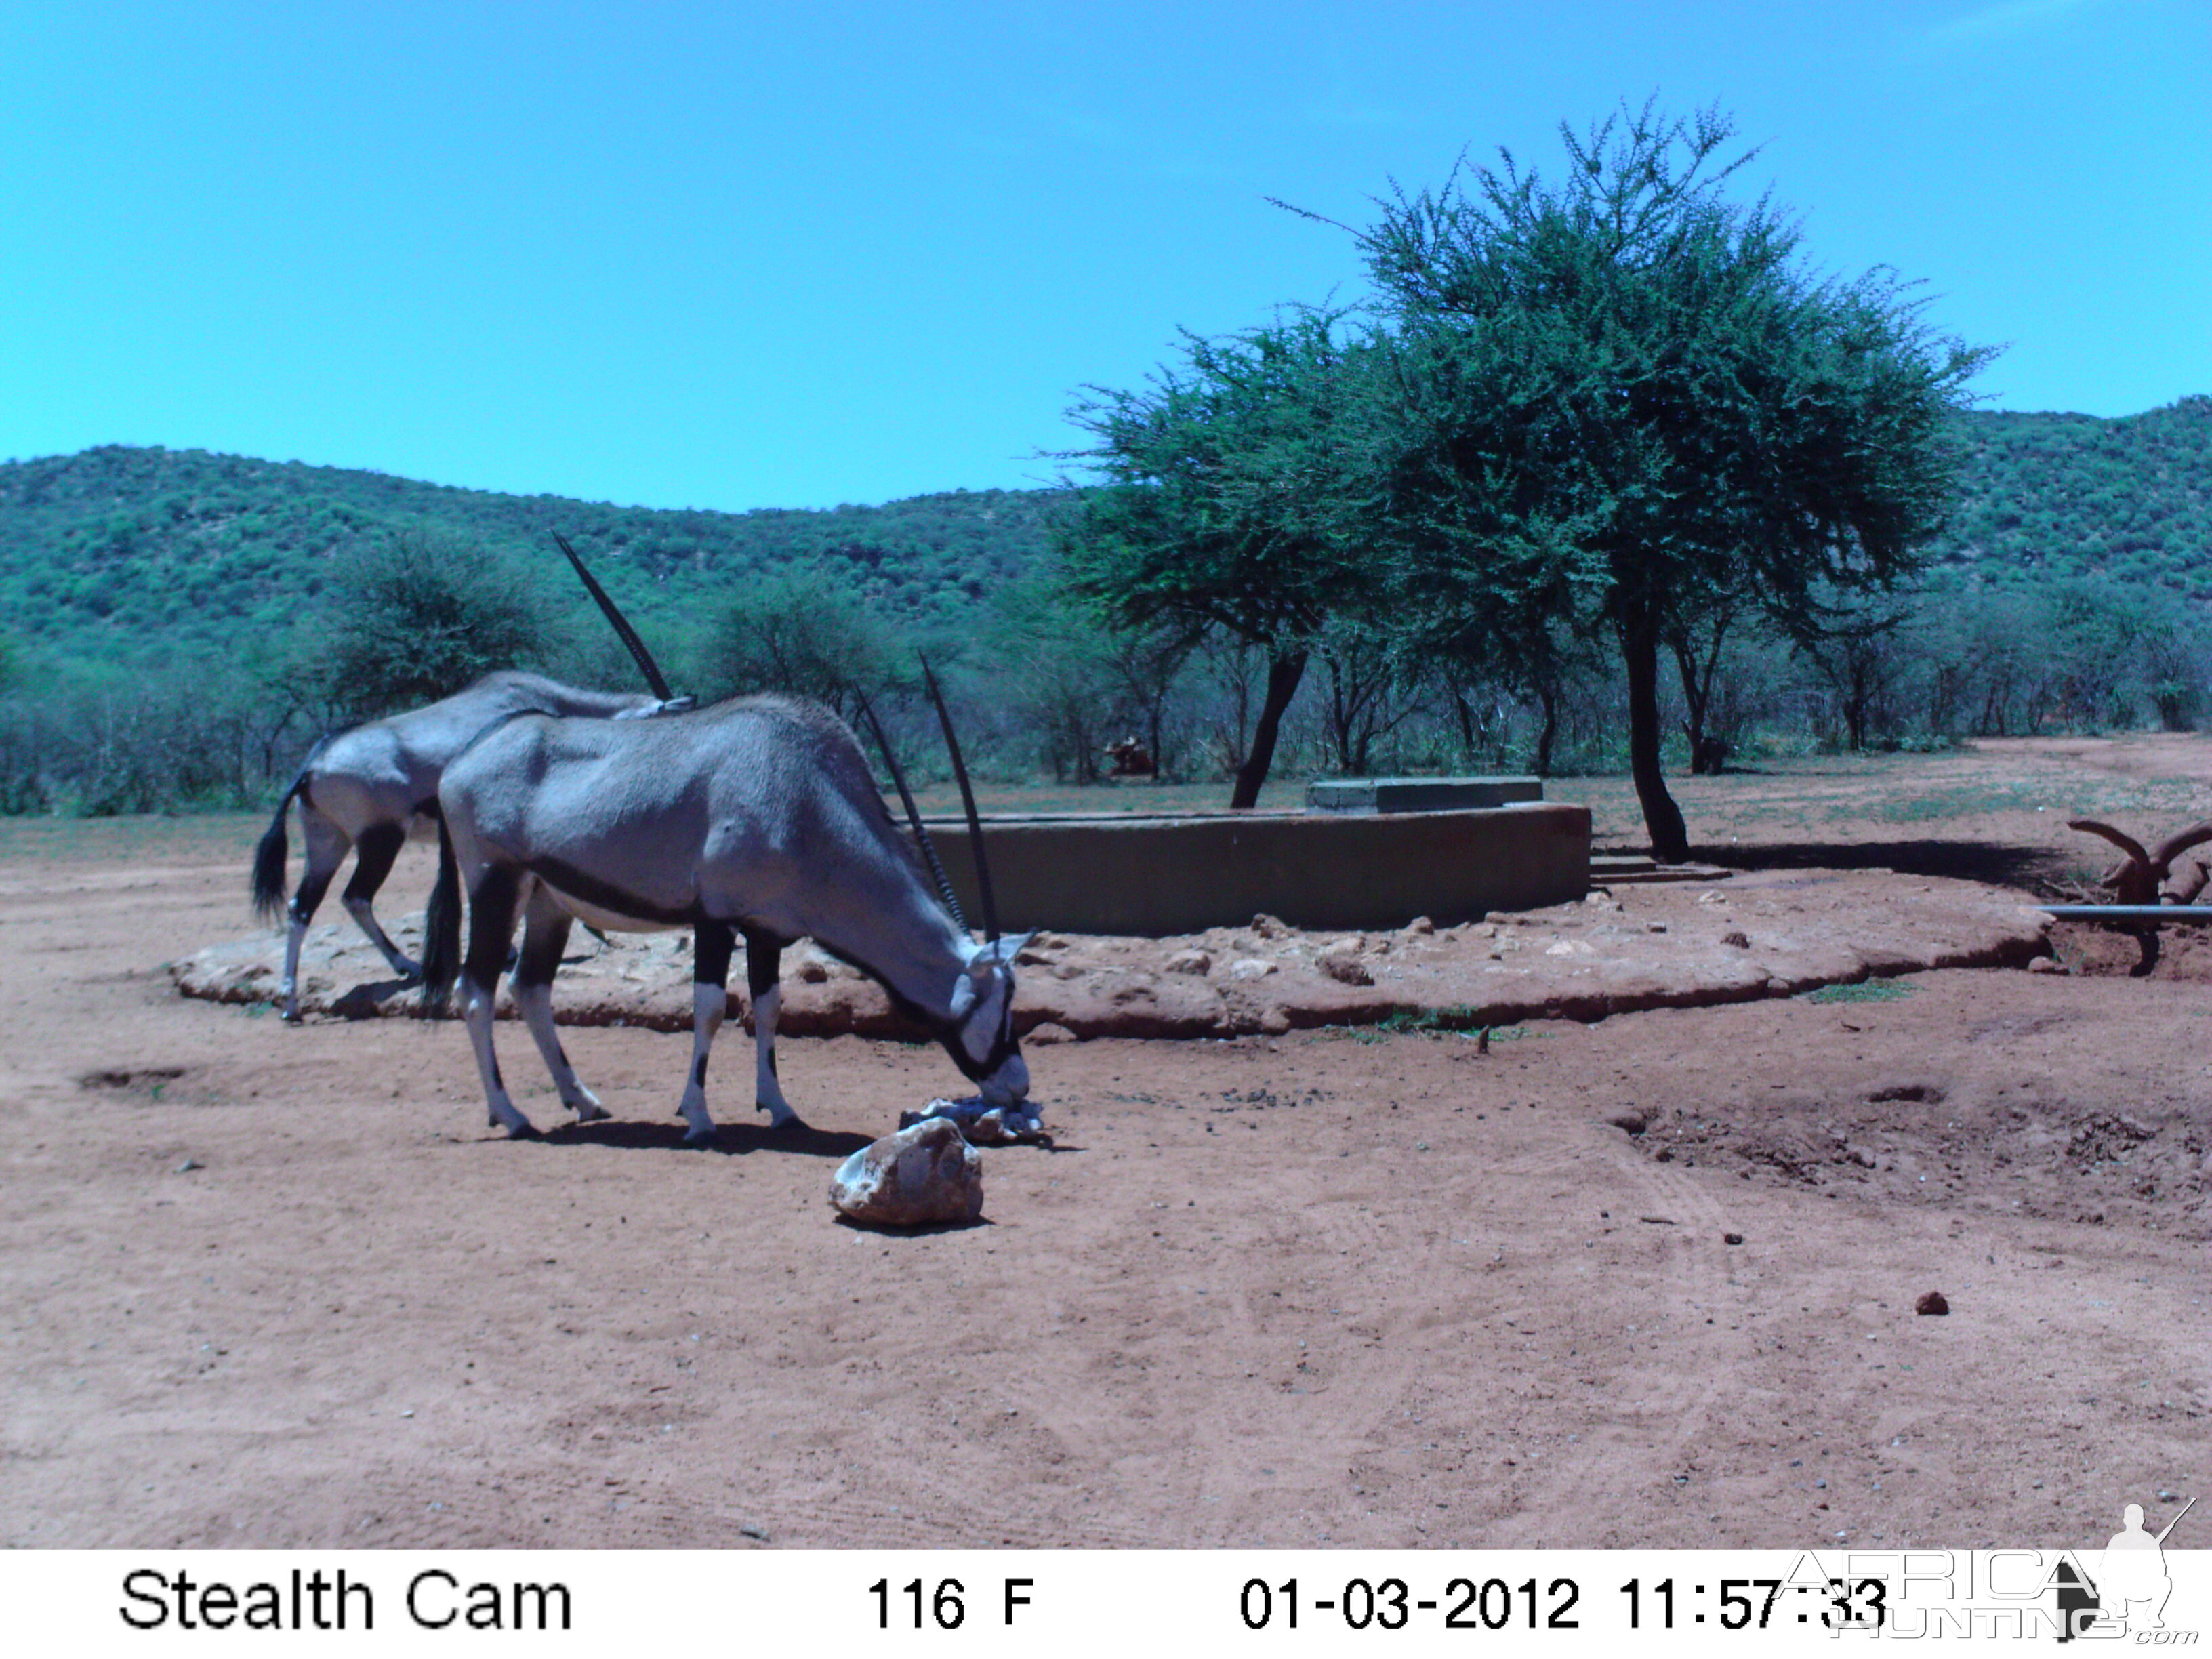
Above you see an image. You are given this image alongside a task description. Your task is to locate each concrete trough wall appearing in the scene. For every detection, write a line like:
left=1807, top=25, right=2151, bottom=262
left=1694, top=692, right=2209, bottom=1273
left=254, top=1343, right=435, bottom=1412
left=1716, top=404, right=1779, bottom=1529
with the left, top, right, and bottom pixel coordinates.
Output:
left=920, top=802, right=1591, bottom=937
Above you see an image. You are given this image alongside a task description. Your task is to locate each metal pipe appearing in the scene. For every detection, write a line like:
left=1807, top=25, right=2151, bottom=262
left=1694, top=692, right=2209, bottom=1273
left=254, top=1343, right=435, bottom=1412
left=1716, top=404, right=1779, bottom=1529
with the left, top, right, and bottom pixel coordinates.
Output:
left=2036, top=905, right=2212, bottom=922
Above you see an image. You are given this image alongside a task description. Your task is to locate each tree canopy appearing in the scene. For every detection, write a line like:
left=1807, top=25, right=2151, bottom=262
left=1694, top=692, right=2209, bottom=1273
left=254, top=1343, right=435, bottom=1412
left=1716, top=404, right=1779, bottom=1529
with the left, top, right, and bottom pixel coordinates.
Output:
left=1056, top=310, right=1387, bottom=805
left=1352, top=99, right=1994, bottom=857
left=321, top=533, right=551, bottom=718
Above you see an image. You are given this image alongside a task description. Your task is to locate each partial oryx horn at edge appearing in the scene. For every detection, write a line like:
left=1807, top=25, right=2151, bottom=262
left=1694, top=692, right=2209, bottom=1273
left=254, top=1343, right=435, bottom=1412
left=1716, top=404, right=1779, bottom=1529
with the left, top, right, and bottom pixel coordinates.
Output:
left=921, top=655, right=1000, bottom=945
left=853, top=688, right=969, bottom=936
left=552, top=531, right=676, bottom=704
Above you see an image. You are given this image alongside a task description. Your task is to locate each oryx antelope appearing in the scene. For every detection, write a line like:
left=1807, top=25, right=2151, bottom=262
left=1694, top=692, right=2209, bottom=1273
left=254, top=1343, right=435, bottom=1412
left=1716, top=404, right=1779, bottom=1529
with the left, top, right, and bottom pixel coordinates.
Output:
left=252, top=672, right=689, bottom=1021
left=421, top=691, right=1031, bottom=1142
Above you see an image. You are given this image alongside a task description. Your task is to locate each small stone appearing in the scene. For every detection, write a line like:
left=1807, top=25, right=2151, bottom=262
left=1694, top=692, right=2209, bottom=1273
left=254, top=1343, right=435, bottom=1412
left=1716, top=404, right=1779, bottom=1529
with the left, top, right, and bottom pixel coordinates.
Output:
left=1228, top=958, right=1277, bottom=981
left=1914, top=1290, right=1950, bottom=1316
left=2027, top=956, right=2066, bottom=975
left=1722, top=930, right=1750, bottom=948
left=1258, top=1005, right=1292, bottom=1036
left=829, top=1119, right=984, bottom=1227
left=1403, top=916, right=1435, bottom=935
left=794, top=958, right=830, bottom=983
left=1697, top=891, right=1725, bottom=905
left=1023, top=1021, right=1077, bottom=1045
left=1606, top=1109, right=1649, bottom=1135
left=1250, top=914, right=1291, bottom=939
left=1723, top=1232, right=1744, bottom=1246
left=1315, top=948, right=1373, bottom=986
left=176, top=1159, right=204, bottom=1174
left=1164, top=949, right=1212, bottom=976
left=739, top=1523, right=770, bottom=1542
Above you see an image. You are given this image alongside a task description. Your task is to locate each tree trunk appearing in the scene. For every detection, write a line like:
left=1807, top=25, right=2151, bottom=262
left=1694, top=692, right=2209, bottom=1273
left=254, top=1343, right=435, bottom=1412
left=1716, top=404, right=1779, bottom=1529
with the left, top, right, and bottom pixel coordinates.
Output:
left=1450, top=684, right=1480, bottom=762
left=1532, top=680, right=1559, bottom=779
left=1230, top=650, right=1308, bottom=809
left=1620, top=599, right=1689, bottom=863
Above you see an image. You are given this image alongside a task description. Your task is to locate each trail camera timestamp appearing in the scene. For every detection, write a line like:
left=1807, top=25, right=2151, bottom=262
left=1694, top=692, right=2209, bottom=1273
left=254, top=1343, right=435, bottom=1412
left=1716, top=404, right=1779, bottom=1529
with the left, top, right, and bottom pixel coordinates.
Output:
left=1620, top=1576, right=1889, bottom=1629
left=1239, top=1576, right=1582, bottom=1631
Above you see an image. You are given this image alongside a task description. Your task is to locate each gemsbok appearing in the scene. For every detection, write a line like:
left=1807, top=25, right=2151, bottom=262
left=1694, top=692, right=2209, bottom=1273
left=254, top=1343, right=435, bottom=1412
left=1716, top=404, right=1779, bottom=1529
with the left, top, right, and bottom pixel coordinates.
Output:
left=421, top=680, right=1031, bottom=1142
left=251, top=671, right=688, bottom=1020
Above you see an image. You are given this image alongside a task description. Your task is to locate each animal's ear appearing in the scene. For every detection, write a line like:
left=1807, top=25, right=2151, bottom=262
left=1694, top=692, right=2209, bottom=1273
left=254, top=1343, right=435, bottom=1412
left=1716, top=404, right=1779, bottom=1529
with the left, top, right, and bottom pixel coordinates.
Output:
left=949, top=970, right=979, bottom=1021
left=993, top=932, right=1035, bottom=966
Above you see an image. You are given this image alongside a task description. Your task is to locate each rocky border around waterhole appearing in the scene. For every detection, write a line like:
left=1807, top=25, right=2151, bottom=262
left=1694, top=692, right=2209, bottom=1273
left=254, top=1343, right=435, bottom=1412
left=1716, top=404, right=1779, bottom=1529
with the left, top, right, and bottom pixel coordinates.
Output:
left=172, top=867, right=2054, bottom=1042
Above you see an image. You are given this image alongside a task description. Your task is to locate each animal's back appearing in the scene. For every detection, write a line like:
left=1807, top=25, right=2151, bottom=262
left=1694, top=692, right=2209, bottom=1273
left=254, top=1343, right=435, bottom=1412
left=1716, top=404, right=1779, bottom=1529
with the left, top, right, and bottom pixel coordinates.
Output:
left=441, top=694, right=924, bottom=938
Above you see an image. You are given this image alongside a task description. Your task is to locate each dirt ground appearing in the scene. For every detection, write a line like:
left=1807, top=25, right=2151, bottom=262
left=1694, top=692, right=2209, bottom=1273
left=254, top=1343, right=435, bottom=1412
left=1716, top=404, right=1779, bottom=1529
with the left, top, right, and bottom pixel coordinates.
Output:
left=3, top=739, right=2207, bottom=1551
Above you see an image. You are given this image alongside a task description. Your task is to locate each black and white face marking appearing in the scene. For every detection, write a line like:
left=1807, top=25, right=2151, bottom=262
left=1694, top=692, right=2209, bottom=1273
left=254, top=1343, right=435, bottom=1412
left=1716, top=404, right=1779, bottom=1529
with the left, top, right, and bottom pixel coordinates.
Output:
left=947, top=934, right=1030, bottom=1104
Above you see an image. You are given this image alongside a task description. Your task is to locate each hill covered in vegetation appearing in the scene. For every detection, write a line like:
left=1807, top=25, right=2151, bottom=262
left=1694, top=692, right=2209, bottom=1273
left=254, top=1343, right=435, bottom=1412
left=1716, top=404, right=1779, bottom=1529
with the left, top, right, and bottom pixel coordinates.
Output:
left=0, top=445, right=1062, bottom=672
left=1, top=397, right=2205, bottom=675
left=1931, top=395, right=2212, bottom=592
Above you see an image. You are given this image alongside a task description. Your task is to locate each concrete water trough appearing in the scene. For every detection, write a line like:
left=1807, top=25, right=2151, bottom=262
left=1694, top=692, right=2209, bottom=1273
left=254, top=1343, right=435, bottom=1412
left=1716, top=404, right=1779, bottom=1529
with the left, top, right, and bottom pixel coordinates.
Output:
left=916, top=785, right=1590, bottom=937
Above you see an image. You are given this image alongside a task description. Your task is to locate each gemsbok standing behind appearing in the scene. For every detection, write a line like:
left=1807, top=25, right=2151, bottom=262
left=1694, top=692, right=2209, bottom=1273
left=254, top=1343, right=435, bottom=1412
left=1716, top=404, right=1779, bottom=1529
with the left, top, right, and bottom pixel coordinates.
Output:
left=420, top=688, right=1031, bottom=1142
left=251, top=671, right=688, bottom=1021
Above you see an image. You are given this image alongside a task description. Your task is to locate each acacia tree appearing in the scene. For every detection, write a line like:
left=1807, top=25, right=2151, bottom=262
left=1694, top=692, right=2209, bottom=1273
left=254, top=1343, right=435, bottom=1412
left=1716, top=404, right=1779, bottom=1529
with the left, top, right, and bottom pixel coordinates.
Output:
left=701, top=560, right=901, bottom=725
left=321, top=533, right=552, bottom=718
left=1057, top=311, right=1383, bottom=807
left=1353, top=100, right=1990, bottom=860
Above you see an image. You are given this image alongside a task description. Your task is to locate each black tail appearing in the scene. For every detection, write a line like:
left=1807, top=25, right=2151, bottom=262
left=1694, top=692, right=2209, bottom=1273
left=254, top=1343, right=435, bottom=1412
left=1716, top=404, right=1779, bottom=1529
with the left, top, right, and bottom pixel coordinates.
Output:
left=251, top=773, right=306, bottom=925
left=421, top=815, right=464, bottom=1012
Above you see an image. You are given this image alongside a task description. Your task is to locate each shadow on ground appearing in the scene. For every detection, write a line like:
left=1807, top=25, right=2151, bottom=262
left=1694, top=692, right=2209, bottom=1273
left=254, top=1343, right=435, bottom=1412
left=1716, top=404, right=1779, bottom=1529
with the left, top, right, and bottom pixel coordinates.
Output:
left=1695, top=838, right=2066, bottom=892
left=531, top=1119, right=873, bottom=1158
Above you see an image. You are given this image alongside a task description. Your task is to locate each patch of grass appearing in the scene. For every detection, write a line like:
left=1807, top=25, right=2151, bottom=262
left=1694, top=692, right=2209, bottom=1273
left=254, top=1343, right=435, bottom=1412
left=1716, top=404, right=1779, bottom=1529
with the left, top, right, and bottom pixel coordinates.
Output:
left=1803, top=977, right=1915, bottom=1004
left=1348, top=1009, right=1531, bottom=1041
left=1376, top=1006, right=1480, bottom=1034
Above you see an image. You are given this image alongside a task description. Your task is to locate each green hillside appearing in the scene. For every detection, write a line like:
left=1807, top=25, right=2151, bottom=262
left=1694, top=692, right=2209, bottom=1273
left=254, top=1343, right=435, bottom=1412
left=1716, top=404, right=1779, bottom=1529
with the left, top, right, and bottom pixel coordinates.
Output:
left=0, top=445, right=1062, bottom=672
left=1, top=396, right=2207, bottom=673
left=1932, top=395, right=2212, bottom=592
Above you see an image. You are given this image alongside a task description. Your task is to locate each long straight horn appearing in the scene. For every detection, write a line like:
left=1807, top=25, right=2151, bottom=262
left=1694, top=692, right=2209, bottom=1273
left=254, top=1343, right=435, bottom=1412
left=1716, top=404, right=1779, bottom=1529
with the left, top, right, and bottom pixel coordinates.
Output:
left=853, top=689, right=968, bottom=935
left=553, top=532, right=675, bottom=703
left=920, top=656, right=999, bottom=945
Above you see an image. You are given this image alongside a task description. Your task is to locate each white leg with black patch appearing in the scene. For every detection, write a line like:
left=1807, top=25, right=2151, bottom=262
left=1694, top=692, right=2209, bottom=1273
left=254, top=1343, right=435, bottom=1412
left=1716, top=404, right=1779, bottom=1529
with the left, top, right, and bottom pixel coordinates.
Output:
left=279, top=918, right=308, bottom=1022
left=675, top=982, right=725, bottom=1143
left=753, top=983, right=796, bottom=1126
left=461, top=981, right=535, bottom=1137
left=514, top=981, right=605, bottom=1121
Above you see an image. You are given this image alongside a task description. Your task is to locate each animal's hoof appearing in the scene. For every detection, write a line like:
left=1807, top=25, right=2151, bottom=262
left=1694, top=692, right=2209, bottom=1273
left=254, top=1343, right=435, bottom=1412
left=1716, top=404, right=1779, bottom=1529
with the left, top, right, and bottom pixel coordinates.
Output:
left=281, top=1008, right=303, bottom=1025
left=680, top=1129, right=716, bottom=1148
left=392, top=958, right=422, bottom=979
left=572, top=1105, right=609, bottom=1124
left=505, top=1122, right=542, bottom=1141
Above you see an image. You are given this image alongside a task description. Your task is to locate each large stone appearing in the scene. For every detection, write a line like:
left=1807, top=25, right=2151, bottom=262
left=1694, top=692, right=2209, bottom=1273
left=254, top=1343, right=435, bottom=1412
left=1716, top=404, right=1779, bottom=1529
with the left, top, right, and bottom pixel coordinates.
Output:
left=828, top=1119, right=985, bottom=1227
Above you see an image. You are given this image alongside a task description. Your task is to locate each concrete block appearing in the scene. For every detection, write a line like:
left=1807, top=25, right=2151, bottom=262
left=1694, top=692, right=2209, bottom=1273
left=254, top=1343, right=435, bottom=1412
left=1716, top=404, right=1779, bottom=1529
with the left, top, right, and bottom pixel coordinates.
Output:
left=1307, top=776, right=1544, bottom=813
left=920, top=802, right=1590, bottom=936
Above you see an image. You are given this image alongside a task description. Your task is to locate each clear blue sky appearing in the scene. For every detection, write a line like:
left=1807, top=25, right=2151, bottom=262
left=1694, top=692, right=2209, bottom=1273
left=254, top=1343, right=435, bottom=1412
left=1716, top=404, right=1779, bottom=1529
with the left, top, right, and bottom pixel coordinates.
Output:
left=4, top=0, right=2205, bottom=512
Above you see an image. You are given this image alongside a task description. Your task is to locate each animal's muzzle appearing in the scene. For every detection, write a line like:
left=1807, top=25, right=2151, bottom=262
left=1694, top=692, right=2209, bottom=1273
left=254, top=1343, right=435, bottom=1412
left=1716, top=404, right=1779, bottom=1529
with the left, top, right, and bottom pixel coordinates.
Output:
left=977, top=1052, right=1029, bottom=1106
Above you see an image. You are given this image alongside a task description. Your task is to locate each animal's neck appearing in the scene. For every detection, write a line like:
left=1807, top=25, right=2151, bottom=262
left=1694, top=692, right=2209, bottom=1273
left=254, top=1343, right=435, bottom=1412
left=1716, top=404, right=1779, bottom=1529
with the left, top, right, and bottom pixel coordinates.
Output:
left=812, top=891, right=972, bottom=1025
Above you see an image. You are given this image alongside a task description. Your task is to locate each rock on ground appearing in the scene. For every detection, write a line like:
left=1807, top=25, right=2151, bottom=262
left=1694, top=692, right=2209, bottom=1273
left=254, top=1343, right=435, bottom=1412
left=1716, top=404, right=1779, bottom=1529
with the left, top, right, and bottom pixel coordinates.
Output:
left=828, top=1118, right=985, bottom=1227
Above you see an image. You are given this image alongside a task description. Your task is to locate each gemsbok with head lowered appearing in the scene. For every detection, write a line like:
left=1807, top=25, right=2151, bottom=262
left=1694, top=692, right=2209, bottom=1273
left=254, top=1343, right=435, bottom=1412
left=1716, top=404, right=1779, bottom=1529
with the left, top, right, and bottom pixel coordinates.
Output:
left=251, top=671, right=689, bottom=1021
left=420, top=683, right=1031, bottom=1142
